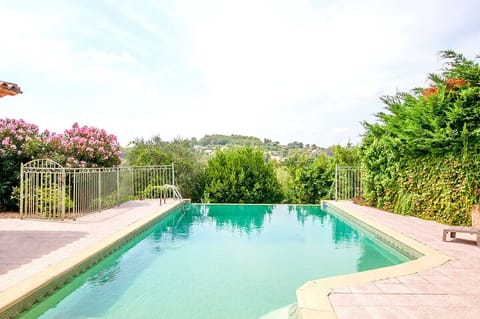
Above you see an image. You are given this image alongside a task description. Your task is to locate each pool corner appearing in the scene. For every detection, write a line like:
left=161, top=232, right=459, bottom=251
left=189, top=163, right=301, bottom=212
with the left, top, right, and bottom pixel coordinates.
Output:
left=294, top=200, right=451, bottom=319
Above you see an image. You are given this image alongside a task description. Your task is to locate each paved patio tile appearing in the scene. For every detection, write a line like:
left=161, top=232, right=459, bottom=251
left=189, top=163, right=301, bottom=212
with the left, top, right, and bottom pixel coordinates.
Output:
left=365, top=306, right=411, bottom=319
left=374, top=282, right=411, bottom=294
left=375, top=277, right=401, bottom=284
left=328, top=293, right=363, bottom=306
left=348, top=283, right=381, bottom=293
left=334, top=306, right=371, bottom=319
left=396, top=274, right=430, bottom=284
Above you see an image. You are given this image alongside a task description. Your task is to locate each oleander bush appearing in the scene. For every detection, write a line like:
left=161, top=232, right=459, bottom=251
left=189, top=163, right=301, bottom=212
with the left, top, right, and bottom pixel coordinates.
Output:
left=0, top=119, right=121, bottom=211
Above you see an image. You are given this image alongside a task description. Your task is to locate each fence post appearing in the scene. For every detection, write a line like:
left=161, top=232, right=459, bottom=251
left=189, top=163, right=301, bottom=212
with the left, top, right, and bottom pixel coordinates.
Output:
left=131, top=167, right=135, bottom=199
left=171, top=162, right=175, bottom=186
left=116, top=168, right=120, bottom=206
left=359, top=167, right=363, bottom=200
left=98, top=169, right=102, bottom=212
left=61, top=168, right=66, bottom=220
left=335, top=164, right=338, bottom=201
left=19, top=163, right=24, bottom=219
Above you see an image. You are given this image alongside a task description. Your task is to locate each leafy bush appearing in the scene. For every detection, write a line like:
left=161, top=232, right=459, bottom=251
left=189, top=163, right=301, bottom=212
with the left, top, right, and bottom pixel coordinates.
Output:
left=203, top=147, right=282, bottom=203
left=283, top=154, right=334, bottom=203
left=13, top=183, right=74, bottom=218
left=361, top=51, right=480, bottom=225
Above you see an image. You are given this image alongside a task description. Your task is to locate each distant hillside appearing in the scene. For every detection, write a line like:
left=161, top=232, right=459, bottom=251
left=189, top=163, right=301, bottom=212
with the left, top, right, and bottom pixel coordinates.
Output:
left=196, top=134, right=262, bottom=147
left=193, top=134, right=331, bottom=158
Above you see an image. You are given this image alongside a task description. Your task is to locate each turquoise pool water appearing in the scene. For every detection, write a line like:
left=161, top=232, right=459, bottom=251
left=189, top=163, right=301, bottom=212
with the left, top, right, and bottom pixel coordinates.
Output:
left=19, top=204, right=412, bottom=319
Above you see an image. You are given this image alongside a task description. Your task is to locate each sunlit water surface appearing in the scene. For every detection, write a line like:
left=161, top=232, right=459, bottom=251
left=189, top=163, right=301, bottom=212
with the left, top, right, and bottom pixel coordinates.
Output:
left=19, top=204, right=410, bottom=319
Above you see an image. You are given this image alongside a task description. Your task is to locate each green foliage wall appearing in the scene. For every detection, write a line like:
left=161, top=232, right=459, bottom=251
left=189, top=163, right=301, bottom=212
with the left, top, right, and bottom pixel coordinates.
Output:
left=203, top=147, right=282, bottom=203
left=361, top=51, right=480, bottom=225
left=393, top=154, right=478, bottom=225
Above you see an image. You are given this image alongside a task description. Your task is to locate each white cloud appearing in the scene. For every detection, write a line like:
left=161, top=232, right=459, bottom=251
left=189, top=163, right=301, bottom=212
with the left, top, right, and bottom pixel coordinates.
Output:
left=85, top=49, right=136, bottom=65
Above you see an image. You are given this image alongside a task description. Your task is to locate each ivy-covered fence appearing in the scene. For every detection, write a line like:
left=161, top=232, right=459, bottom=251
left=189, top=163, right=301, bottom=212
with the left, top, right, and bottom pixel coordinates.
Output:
left=20, top=159, right=177, bottom=220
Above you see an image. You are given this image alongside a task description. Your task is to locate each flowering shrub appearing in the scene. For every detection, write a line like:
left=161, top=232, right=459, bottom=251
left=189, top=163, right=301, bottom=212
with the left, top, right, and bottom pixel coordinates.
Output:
left=0, top=119, right=42, bottom=210
left=0, top=118, right=40, bottom=157
left=0, top=119, right=122, bottom=210
left=56, top=123, right=121, bottom=168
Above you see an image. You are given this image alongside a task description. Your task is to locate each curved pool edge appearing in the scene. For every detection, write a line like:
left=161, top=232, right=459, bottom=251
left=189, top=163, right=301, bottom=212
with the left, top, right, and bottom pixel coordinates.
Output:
left=294, top=201, right=452, bottom=319
left=0, top=200, right=184, bottom=319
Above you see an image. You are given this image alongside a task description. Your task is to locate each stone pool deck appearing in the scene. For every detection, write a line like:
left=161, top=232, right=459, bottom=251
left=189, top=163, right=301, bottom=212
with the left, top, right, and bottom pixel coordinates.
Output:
left=321, top=201, right=480, bottom=319
left=0, top=199, right=182, bottom=318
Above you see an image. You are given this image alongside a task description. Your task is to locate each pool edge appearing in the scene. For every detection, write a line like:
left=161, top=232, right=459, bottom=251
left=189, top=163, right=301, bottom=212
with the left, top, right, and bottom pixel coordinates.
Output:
left=295, top=200, right=452, bottom=319
left=0, top=200, right=184, bottom=319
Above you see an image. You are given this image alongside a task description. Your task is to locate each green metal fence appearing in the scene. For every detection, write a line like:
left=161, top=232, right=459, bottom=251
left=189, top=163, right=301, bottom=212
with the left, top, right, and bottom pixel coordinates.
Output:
left=335, top=165, right=363, bottom=200
left=19, top=159, right=178, bottom=220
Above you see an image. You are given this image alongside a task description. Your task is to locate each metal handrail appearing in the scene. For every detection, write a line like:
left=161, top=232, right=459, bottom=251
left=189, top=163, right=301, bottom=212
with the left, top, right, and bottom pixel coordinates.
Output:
left=162, top=184, right=183, bottom=200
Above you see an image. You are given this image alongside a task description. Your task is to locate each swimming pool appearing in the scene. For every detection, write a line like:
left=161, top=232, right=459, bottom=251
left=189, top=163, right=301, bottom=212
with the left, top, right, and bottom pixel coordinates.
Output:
left=19, top=204, right=413, bottom=319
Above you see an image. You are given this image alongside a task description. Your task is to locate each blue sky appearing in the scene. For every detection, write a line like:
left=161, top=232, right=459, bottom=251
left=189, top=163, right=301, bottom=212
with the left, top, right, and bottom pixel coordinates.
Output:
left=1, top=0, right=479, bottom=147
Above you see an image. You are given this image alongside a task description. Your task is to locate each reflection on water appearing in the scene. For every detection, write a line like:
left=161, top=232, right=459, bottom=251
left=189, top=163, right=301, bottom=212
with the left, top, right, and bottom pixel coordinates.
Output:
left=203, top=204, right=273, bottom=233
left=287, top=205, right=328, bottom=225
left=87, top=260, right=121, bottom=287
left=147, top=204, right=367, bottom=250
left=330, top=215, right=360, bottom=247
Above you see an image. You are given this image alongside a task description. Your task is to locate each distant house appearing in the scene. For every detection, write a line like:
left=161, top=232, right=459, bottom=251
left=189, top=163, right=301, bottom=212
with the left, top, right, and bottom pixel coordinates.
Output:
left=0, top=81, right=22, bottom=98
left=268, top=151, right=284, bottom=162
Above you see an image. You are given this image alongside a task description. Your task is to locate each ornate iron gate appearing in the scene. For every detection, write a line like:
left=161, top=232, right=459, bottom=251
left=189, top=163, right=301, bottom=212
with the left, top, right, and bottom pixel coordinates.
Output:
left=20, top=159, right=66, bottom=219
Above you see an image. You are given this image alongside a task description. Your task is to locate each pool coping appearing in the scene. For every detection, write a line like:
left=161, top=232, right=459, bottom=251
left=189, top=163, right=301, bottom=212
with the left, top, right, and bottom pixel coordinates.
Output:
left=0, top=200, right=184, bottom=319
left=295, top=200, right=452, bottom=319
